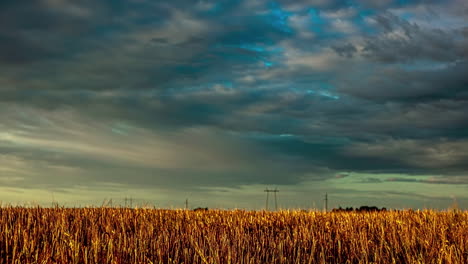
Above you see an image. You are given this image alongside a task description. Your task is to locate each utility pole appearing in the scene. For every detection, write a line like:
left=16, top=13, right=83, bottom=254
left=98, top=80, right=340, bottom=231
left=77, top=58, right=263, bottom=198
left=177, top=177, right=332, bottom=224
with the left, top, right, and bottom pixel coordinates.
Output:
left=185, top=198, right=189, bottom=210
left=265, top=188, right=280, bottom=211
left=324, top=193, right=328, bottom=212
left=274, top=188, right=278, bottom=210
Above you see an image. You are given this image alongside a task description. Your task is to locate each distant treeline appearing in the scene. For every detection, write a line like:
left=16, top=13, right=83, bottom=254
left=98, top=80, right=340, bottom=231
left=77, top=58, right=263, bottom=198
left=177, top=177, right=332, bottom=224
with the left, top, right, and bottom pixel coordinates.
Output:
left=193, top=207, right=209, bottom=211
left=191, top=207, right=388, bottom=212
left=332, top=206, right=387, bottom=212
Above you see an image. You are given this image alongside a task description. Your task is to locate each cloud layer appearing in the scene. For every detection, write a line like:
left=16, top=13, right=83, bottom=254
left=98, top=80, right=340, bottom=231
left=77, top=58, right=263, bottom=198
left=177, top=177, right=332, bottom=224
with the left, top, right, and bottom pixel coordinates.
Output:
left=0, top=0, right=467, bottom=209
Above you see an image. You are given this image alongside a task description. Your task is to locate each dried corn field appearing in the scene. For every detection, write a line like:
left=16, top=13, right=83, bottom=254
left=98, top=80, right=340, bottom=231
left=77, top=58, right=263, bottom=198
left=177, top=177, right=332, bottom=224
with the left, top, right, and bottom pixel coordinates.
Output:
left=0, top=207, right=467, bottom=264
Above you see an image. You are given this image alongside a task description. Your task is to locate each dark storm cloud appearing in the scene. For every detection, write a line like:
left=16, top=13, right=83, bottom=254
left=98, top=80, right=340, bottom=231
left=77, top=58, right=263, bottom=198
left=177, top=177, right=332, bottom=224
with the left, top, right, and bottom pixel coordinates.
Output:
left=0, top=32, right=54, bottom=65
left=277, top=0, right=444, bottom=11
left=0, top=0, right=109, bottom=65
left=331, top=43, right=357, bottom=58
left=276, top=0, right=345, bottom=10
left=343, top=138, right=468, bottom=175
left=362, top=12, right=468, bottom=63
left=255, top=136, right=414, bottom=173
left=356, top=0, right=446, bottom=9
left=0, top=0, right=293, bottom=98
left=331, top=13, right=468, bottom=63
left=338, top=61, right=468, bottom=102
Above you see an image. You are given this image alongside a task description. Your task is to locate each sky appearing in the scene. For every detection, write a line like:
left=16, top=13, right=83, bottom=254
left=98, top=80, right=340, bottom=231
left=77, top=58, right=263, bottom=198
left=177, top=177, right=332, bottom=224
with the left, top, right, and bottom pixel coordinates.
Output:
left=0, top=0, right=467, bottom=210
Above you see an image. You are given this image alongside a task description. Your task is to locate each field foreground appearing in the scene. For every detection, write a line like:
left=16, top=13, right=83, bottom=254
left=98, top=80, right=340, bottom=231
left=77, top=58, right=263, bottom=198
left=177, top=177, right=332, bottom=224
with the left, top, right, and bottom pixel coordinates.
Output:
left=0, top=207, right=467, bottom=264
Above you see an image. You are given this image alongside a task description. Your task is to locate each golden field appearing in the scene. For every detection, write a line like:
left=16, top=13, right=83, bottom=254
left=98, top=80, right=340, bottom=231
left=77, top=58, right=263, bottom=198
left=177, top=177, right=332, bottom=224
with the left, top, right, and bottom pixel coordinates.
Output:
left=0, top=207, right=466, bottom=264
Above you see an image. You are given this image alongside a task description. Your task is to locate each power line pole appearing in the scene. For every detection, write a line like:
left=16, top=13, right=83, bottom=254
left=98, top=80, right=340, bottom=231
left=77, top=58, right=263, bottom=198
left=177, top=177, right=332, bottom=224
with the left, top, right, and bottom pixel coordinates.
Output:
left=324, top=193, right=328, bottom=212
left=265, top=188, right=280, bottom=211
left=185, top=198, right=188, bottom=210
left=274, top=188, right=279, bottom=210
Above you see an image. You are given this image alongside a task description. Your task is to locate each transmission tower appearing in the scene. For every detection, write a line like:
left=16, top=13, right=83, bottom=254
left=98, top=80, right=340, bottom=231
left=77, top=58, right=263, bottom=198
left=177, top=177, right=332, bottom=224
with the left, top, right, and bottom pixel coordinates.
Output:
left=264, top=188, right=279, bottom=210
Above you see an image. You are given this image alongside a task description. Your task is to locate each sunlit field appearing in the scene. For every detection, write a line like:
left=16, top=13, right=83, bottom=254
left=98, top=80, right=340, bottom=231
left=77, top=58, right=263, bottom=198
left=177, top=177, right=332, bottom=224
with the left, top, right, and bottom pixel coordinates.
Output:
left=0, top=207, right=466, bottom=264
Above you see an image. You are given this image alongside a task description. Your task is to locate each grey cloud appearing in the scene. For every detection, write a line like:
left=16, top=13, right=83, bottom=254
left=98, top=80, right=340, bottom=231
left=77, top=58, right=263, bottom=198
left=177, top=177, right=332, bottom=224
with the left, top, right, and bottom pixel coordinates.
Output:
left=356, top=0, right=395, bottom=9
left=0, top=105, right=335, bottom=189
left=357, top=0, right=457, bottom=11
left=0, top=0, right=294, bottom=100
left=335, top=173, right=350, bottom=179
left=331, top=43, right=357, bottom=58
left=387, top=176, right=468, bottom=185
left=0, top=33, right=54, bottom=65
left=0, top=0, right=182, bottom=71
left=338, top=61, right=468, bottom=102
left=359, top=177, right=383, bottom=183
left=386, top=177, right=421, bottom=183
left=362, top=12, right=467, bottom=63
left=0, top=1, right=104, bottom=66
left=360, top=100, right=468, bottom=139
left=277, top=0, right=345, bottom=10
left=344, top=138, right=468, bottom=174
